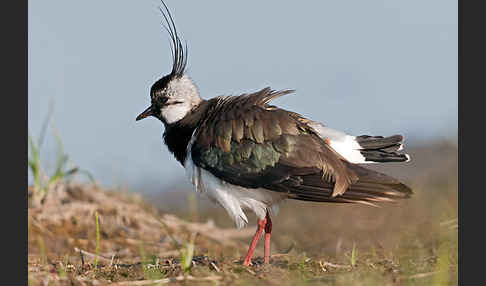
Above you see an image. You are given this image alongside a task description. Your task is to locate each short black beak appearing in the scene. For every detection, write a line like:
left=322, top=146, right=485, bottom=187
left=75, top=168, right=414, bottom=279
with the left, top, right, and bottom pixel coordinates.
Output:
left=136, top=105, right=154, bottom=121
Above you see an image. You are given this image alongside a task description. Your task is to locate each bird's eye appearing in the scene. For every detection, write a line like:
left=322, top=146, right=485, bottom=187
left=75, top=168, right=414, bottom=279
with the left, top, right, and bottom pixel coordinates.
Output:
left=165, top=100, right=184, bottom=106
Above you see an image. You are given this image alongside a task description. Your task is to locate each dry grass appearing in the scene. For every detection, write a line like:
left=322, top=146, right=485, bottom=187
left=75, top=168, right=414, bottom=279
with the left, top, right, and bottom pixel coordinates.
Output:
left=28, top=182, right=259, bottom=285
left=28, top=180, right=457, bottom=285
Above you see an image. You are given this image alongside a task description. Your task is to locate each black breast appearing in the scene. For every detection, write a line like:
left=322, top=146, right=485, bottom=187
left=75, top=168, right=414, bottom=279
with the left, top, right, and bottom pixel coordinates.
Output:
left=162, top=100, right=210, bottom=165
left=163, top=124, right=196, bottom=165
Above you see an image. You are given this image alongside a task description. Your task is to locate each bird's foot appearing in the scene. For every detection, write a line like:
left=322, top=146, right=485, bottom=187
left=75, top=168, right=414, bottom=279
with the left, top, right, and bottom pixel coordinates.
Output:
left=242, top=258, right=253, bottom=266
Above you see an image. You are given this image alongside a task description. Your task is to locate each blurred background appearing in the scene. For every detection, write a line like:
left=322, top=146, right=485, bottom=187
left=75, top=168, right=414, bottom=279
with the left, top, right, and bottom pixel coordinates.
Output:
left=29, top=0, right=457, bottom=207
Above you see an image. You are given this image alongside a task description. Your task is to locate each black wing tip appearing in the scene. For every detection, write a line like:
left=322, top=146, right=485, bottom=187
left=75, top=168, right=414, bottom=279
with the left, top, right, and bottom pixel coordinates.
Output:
left=356, top=134, right=404, bottom=149
left=396, top=182, right=414, bottom=196
left=356, top=133, right=410, bottom=163
left=361, top=151, right=410, bottom=163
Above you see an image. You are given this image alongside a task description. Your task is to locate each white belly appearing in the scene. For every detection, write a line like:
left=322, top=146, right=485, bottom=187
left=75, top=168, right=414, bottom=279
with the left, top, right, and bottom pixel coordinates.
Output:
left=184, top=150, right=286, bottom=229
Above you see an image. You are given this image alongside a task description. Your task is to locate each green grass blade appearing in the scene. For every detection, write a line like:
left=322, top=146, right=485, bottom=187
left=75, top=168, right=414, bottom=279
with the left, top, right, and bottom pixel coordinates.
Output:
left=181, top=233, right=196, bottom=274
left=78, top=169, right=96, bottom=184
left=94, top=211, right=100, bottom=269
left=38, top=98, right=55, bottom=149
left=28, top=133, right=43, bottom=192
left=351, top=242, right=357, bottom=267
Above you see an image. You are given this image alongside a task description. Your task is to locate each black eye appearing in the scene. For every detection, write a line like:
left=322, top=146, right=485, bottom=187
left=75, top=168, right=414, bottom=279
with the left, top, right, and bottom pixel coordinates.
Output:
left=151, top=95, right=168, bottom=106
left=165, top=101, right=184, bottom=106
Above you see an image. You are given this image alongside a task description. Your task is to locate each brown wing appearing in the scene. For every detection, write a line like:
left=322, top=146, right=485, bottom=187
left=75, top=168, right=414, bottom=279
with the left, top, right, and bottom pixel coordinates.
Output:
left=191, top=87, right=359, bottom=197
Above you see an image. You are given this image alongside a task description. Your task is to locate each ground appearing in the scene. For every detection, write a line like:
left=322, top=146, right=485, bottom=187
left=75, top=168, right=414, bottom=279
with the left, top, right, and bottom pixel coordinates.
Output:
left=28, top=141, right=458, bottom=285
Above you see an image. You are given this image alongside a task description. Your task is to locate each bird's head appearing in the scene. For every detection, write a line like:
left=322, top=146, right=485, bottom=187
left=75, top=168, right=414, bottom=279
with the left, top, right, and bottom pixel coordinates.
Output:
left=136, top=1, right=201, bottom=125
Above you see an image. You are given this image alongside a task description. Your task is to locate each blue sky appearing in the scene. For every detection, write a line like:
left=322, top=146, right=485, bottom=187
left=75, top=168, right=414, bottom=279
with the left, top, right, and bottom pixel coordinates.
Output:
left=29, top=0, right=457, bottom=190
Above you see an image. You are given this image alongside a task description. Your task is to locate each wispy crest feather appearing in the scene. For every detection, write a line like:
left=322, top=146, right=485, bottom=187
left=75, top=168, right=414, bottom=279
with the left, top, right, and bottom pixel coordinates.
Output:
left=159, top=0, right=187, bottom=78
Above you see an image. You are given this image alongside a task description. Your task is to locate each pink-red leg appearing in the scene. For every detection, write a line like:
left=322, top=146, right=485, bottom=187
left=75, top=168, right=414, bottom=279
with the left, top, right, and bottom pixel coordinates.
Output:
left=243, top=217, right=267, bottom=266
left=264, top=212, right=272, bottom=264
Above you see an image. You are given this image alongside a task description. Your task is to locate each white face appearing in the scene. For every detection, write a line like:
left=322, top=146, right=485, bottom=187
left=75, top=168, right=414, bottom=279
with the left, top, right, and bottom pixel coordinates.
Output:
left=159, top=75, right=202, bottom=124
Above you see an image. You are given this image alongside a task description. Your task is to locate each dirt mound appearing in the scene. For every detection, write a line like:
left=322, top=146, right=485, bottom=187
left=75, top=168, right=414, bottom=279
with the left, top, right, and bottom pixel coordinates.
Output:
left=28, top=183, right=253, bottom=285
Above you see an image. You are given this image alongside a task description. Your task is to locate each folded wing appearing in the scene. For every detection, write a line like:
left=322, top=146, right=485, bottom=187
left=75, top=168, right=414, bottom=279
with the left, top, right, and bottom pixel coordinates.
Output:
left=191, top=87, right=412, bottom=204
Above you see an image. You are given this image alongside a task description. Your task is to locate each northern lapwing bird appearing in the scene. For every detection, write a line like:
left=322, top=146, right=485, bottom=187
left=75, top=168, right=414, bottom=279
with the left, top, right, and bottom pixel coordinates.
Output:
left=137, top=1, right=412, bottom=266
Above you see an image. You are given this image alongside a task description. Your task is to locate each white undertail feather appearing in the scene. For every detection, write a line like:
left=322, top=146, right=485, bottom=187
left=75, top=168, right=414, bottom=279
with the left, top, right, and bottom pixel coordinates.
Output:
left=308, top=122, right=369, bottom=164
left=329, top=136, right=367, bottom=164
left=184, top=130, right=286, bottom=228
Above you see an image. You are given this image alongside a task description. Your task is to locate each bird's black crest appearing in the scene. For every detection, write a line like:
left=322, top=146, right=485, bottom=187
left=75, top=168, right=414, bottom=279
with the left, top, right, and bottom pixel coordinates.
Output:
left=150, top=1, right=188, bottom=100
left=159, top=0, right=187, bottom=79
